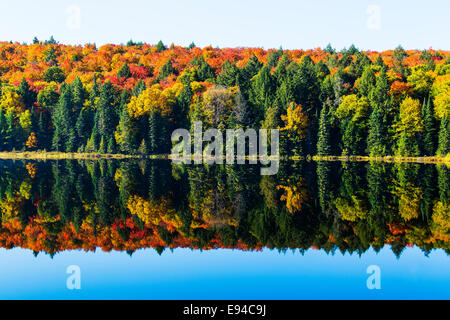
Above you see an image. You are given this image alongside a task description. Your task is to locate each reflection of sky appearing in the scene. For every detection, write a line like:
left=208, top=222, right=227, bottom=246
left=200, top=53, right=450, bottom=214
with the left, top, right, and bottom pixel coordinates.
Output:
left=0, top=247, right=448, bottom=300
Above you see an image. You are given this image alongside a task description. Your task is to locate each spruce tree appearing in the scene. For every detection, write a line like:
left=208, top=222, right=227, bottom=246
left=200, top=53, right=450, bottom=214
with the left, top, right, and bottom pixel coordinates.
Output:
left=52, top=86, right=74, bottom=151
left=148, top=110, right=161, bottom=155
left=117, top=63, right=132, bottom=79
left=37, top=112, right=48, bottom=150
left=317, top=104, right=331, bottom=156
left=132, top=80, right=146, bottom=97
left=157, top=59, right=175, bottom=82
left=437, top=115, right=449, bottom=156
left=118, top=106, right=136, bottom=154
left=18, top=77, right=36, bottom=109
left=97, top=81, right=116, bottom=147
left=0, top=109, right=6, bottom=150
left=367, top=68, right=389, bottom=156
left=422, top=97, right=436, bottom=156
left=217, top=61, right=239, bottom=88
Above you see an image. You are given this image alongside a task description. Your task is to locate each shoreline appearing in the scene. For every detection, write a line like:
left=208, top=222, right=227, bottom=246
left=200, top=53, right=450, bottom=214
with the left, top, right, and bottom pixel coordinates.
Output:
left=0, top=151, right=448, bottom=164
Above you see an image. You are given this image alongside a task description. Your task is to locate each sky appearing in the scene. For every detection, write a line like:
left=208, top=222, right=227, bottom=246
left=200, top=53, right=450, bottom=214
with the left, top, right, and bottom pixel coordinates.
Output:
left=0, top=0, right=448, bottom=51
left=0, top=247, right=449, bottom=299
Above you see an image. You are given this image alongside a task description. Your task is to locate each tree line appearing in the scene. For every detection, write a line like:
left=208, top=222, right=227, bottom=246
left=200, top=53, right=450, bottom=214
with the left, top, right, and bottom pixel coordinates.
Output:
left=0, top=40, right=448, bottom=157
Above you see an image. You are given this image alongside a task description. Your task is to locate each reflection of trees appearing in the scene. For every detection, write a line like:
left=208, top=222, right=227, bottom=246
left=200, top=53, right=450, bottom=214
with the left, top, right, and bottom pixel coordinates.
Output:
left=0, top=159, right=448, bottom=257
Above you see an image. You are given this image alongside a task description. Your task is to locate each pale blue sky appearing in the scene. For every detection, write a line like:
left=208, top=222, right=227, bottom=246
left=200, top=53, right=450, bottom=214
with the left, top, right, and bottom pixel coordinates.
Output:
left=0, top=0, right=448, bottom=50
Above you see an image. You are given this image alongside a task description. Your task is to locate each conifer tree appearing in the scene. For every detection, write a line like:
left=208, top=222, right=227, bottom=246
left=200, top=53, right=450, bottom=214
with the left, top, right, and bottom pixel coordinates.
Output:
left=437, top=115, right=449, bottom=156
left=157, top=59, right=175, bottom=82
left=18, top=77, right=36, bottom=109
left=117, top=63, right=132, bottom=79
left=422, top=97, right=436, bottom=156
left=367, top=68, right=390, bottom=156
left=148, top=110, right=161, bottom=155
left=52, top=86, right=74, bottom=152
left=317, top=104, right=331, bottom=156
left=97, top=81, right=116, bottom=147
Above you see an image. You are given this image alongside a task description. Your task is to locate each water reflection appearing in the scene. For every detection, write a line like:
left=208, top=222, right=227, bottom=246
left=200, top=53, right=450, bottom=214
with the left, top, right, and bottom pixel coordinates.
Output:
left=0, top=159, right=448, bottom=257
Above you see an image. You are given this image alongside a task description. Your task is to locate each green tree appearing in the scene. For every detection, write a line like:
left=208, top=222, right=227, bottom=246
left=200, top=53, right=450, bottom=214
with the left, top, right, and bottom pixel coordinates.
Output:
left=157, top=59, right=175, bottom=82
left=18, top=78, right=36, bottom=109
left=43, top=66, right=65, bottom=83
left=117, top=63, right=132, bottom=79
left=422, top=97, right=436, bottom=156
left=317, top=104, right=331, bottom=156
left=437, top=115, right=449, bottom=156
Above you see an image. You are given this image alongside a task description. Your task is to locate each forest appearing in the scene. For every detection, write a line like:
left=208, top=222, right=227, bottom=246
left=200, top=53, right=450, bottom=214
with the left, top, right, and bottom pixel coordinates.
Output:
left=0, top=159, right=448, bottom=257
left=0, top=37, right=448, bottom=158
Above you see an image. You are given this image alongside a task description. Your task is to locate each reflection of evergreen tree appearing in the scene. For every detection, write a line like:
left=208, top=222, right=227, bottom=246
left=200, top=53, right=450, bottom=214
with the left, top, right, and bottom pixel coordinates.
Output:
left=366, top=162, right=390, bottom=249
left=420, top=165, right=436, bottom=220
left=437, top=164, right=449, bottom=204
left=316, top=161, right=332, bottom=214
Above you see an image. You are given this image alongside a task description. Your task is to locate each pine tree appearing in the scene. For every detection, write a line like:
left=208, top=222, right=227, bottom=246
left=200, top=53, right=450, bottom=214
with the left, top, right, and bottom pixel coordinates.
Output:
left=422, top=97, right=436, bottom=156
left=157, top=59, right=175, bottom=82
left=367, top=68, right=390, bottom=156
left=437, top=115, right=449, bottom=156
left=367, top=104, right=386, bottom=156
left=118, top=106, right=136, bottom=154
left=358, top=66, right=376, bottom=97
left=97, top=81, right=116, bottom=145
left=85, top=112, right=99, bottom=153
left=107, top=137, right=116, bottom=154
left=52, top=86, right=74, bottom=151
left=132, top=80, right=146, bottom=97
left=148, top=110, right=161, bottom=155
left=18, top=77, right=36, bottom=109
left=155, top=40, right=166, bottom=52
left=217, top=61, right=239, bottom=88
left=0, top=109, right=6, bottom=150
left=75, top=108, right=91, bottom=149
left=117, top=63, right=132, bottom=79
left=98, top=136, right=106, bottom=154
left=37, top=112, right=48, bottom=150
left=5, top=111, right=15, bottom=151
left=250, top=65, right=275, bottom=113
left=317, top=104, right=331, bottom=156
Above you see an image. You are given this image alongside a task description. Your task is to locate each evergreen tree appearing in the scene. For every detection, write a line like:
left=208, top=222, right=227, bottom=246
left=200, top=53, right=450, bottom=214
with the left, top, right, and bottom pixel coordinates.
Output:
left=250, top=65, right=275, bottom=114
left=97, top=81, right=117, bottom=147
left=437, top=115, right=449, bottom=156
left=367, top=104, right=386, bottom=156
left=157, top=59, right=175, bottom=82
left=156, top=40, right=166, bottom=52
left=5, top=111, right=15, bottom=151
left=75, top=108, right=92, bottom=149
left=317, top=104, right=331, bottom=156
left=37, top=111, right=49, bottom=150
left=0, top=109, right=6, bottom=150
left=118, top=105, right=136, bottom=154
left=52, top=86, right=74, bottom=152
left=358, top=66, right=376, bottom=97
left=367, top=68, right=390, bottom=156
left=148, top=110, right=161, bottom=155
left=422, top=97, right=436, bottom=156
left=18, top=77, right=36, bottom=109
left=132, top=80, right=146, bottom=97
left=217, top=61, right=239, bottom=88
left=117, top=63, right=132, bottom=79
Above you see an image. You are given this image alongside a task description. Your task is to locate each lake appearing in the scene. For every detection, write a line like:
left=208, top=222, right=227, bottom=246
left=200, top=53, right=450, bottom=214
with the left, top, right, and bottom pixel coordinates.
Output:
left=0, top=159, right=448, bottom=299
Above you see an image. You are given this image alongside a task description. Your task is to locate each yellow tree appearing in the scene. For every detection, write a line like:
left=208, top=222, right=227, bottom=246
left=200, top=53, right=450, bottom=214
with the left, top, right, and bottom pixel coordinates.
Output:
left=395, top=96, right=423, bottom=156
left=26, top=132, right=38, bottom=150
left=279, top=102, right=308, bottom=156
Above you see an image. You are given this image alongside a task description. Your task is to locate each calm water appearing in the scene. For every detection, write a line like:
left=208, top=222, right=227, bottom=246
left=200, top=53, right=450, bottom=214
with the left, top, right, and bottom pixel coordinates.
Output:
left=0, top=159, right=448, bottom=299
